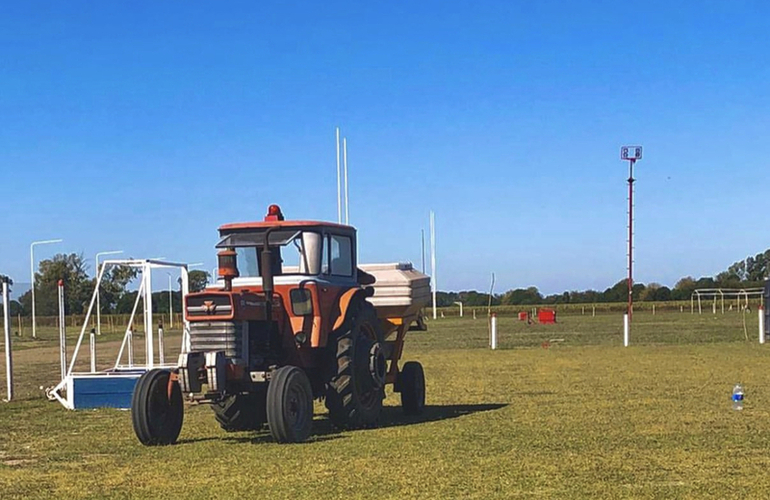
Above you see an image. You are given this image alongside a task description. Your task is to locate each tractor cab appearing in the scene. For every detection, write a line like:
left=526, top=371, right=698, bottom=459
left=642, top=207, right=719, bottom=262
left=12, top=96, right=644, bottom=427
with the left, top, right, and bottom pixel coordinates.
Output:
left=214, top=204, right=358, bottom=288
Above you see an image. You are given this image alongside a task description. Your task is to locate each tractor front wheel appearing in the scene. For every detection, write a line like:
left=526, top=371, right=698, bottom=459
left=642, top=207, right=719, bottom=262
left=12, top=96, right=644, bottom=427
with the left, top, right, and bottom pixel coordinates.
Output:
left=266, top=366, right=314, bottom=443
left=131, top=369, right=184, bottom=446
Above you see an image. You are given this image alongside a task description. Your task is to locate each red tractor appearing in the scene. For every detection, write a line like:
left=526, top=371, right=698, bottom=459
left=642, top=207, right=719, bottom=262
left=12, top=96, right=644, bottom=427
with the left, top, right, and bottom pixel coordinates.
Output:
left=131, top=205, right=429, bottom=445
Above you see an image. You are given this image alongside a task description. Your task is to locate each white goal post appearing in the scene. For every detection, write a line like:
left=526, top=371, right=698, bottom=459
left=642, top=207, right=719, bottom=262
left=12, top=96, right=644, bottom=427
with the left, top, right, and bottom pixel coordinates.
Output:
left=690, top=288, right=764, bottom=315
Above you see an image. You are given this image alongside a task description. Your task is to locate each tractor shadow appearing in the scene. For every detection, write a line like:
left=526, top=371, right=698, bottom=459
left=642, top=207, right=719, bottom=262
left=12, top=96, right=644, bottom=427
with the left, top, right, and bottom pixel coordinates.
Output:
left=178, top=403, right=507, bottom=445
left=313, top=403, right=508, bottom=437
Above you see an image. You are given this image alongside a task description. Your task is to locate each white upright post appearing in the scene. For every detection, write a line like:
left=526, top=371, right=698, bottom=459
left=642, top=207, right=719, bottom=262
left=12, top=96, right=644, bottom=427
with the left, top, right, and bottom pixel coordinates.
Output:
left=430, top=211, right=437, bottom=320
left=58, top=280, right=67, bottom=381
left=491, top=313, right=498, bottom=350
left=759, top=306, right=765, bottom=345
left=343, top=137, right=349, bottom=224
left=652, top=304, right=656, bottom=315
left=89, top=331, right=96, bottom=373
left=127, top=329, right=134, bottom=368
left=473, top=309, right=477, bottom=320
left=144, top=264, right=154, bottom=369
left=167, top=273, right=174, bottom=329
left=158, top=324, right=165, bottom=365
left=336, top=127, right=342, bottom=224
left=2, top=278, right=13, bottom=401
left=623, top=313, right=630, bottom=347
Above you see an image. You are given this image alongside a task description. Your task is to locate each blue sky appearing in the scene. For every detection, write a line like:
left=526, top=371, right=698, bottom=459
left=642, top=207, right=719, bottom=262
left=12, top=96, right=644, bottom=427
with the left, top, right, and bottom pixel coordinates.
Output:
left=1, top=1, right=769, bottom=295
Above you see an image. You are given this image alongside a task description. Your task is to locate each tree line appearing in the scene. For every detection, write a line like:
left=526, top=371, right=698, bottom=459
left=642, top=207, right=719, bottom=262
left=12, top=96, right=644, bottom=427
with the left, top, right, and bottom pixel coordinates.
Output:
left=1, top=253, right=210, bottom=317
left=436, top=249, right=770, bottom=307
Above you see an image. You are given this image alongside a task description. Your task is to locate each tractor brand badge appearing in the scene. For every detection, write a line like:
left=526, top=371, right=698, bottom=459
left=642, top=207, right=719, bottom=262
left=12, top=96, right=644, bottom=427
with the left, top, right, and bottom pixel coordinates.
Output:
left=203, top=300, right=216, bottom=314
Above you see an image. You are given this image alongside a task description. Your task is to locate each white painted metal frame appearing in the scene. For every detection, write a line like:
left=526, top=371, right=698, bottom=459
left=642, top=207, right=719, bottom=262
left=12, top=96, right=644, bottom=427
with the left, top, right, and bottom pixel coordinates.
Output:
left=49, top=259, right=190, bottom=410
left=690, top=288, right=764, bottom=314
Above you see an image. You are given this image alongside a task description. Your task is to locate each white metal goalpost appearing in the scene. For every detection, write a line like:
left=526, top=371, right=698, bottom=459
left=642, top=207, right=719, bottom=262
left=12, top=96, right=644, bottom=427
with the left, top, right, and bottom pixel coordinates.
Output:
left=690, top=288, right=764, bottom=315
left=49, top=259, right=190, bottom=410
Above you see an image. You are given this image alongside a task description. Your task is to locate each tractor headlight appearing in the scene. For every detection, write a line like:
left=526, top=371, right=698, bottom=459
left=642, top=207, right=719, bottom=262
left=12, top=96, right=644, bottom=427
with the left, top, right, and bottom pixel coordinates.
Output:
left=294, top=331, right=308, bottom=345
left=290, top=288, right=313, bottom=316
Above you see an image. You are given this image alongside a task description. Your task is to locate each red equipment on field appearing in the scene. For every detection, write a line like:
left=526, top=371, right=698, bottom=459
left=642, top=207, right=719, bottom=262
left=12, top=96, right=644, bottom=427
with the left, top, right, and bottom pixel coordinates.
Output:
left=537, top=308, right=556, bottom=324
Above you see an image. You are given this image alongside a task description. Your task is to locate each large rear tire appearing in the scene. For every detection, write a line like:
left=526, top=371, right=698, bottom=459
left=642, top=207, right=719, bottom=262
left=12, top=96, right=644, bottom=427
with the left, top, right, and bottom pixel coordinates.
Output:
left=399, top=361, right=426, bottom=415
left=212, top=393, right=266, bottom=432
left=131, top=369, right=184, bottom=446
left=326, top=301, right=385, bottom=429
left=266, top=366, right=314, bottom=443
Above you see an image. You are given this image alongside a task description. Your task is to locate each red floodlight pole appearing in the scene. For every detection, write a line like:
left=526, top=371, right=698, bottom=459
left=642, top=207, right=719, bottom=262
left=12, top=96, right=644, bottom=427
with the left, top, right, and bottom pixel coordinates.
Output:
left=621, top=146, right=642, bottom=321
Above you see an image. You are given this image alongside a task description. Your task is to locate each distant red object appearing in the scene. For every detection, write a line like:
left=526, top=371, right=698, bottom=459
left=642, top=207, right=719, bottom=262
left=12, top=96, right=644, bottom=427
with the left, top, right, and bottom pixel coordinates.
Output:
left=538, top=308, right=556, bottom=324
left=518, top=312, right=528, bottom=321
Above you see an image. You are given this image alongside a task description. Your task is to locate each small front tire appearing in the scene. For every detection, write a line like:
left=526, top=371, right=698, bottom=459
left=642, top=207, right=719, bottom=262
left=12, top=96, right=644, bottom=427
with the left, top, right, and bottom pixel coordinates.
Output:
left=131, top=369, right=184, bottom=446
left=266, top=366, right=314, bottom=443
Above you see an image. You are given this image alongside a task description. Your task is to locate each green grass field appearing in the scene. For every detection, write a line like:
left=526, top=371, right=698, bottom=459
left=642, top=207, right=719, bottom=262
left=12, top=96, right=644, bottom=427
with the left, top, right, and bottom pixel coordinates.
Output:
left=1, top=311, right=769, bottom=499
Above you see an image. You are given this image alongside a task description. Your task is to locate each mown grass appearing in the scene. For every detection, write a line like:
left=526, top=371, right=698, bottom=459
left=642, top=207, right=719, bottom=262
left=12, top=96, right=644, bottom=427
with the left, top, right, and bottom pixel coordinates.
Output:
left=1, top=311, right=769, bottom=499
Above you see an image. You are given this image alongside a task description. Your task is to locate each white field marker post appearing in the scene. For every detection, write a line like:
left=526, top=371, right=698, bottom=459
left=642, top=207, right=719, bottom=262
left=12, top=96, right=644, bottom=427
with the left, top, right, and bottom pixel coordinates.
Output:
left=158, top=323, right=165, bottom=365
left=491, top=313, right=498, bottom=350
left=623, top=313, right=630, bottom=347
left=89, top=331, right=96, bottom=373
left=127, top=329, right=134, bottom=368
left=759, top=306, right=765, bottom=345
left=652, top=304, right=656, bottom=315
left=473, top=309, right=477, bottom=320
left=58, top=280, right=67, bottom=381
left=3, top=278, right=13, bottom=401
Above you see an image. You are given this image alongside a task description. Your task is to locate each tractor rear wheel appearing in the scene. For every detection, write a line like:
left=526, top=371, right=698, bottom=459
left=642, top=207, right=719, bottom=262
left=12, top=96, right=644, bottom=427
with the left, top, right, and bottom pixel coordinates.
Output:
left=326, top=302, right=385, bottom=429
left=399, top=361, right=425, bottom=415
left=131, top=369, right=184, bottom=446
left=212, top=392, right=266, bottom=432
left=266, top=366, right=314, bottom=443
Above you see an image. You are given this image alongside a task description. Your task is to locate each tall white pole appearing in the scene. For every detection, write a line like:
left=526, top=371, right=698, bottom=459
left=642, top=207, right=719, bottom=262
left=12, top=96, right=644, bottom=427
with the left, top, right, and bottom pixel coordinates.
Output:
left=30, top=238, right=63, bottom=339
left=2, top=278, right=13, bottom=401
left=58, top=280, right=66, bottom=381
left=430, top=211, right=437, bottom=320
left=95, top=250, right=123, bottom=336
left=144, top=264, right=154, bottom=369
left=167, top=273, right=173, bottom=329
left=343, top=137, right=349, bottom=225
left=336, top=127, right=342, bottom=224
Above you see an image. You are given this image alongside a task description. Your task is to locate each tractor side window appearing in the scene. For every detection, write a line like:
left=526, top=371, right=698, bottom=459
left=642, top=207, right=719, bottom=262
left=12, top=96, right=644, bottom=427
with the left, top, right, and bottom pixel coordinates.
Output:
left=330, top=235, right=353, bottom=277
left=236, top=247, right=259, bottom=277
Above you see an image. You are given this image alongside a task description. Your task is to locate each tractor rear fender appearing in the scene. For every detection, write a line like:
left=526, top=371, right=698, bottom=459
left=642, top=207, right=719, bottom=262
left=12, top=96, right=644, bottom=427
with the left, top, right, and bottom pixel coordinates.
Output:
left=331, top=287, right=374, bottom=334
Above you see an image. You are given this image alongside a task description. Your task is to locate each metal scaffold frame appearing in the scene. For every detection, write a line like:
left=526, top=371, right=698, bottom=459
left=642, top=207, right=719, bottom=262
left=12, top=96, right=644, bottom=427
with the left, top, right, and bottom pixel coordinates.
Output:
left=49, top=259, right=190, bottom=410
left=690, top=288, right=765, bottom=314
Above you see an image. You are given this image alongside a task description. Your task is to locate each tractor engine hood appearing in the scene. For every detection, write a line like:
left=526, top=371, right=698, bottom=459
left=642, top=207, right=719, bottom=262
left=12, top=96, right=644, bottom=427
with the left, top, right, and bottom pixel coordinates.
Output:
left=185, top=290, right=281, bottom=322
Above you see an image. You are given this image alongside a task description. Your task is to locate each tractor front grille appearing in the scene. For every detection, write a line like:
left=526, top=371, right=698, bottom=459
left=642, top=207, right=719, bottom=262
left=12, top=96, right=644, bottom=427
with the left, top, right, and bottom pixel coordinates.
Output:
left=189, top=321, right=245, bottom=363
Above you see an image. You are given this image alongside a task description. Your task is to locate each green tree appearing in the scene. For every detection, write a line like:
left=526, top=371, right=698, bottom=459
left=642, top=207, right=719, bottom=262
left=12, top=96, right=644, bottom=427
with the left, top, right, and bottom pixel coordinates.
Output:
left=188, top=270, right=210, bottom=293
left=18, top=253, right=95, bottom=315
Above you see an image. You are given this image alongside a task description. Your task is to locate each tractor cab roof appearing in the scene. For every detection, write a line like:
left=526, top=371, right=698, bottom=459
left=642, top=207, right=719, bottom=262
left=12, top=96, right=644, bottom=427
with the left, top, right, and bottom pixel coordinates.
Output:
left=217, top=205, right=355, bottom=248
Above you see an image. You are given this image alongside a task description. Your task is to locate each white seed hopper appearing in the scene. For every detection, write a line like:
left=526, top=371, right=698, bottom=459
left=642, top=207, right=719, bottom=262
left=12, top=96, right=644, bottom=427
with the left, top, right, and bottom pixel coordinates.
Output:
left=359, top=263, right=431, bottom=320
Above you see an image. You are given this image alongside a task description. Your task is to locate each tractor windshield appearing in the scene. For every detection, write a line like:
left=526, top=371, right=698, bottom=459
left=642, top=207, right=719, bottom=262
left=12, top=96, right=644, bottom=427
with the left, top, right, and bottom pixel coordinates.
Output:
left=217, top=230, right=326, bottom=277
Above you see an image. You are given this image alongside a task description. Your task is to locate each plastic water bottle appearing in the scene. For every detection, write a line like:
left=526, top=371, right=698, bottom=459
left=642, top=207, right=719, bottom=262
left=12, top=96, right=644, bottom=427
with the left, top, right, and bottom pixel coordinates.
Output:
left=732, top=383, right=744, bottom=411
